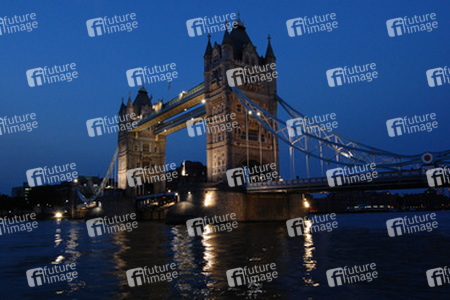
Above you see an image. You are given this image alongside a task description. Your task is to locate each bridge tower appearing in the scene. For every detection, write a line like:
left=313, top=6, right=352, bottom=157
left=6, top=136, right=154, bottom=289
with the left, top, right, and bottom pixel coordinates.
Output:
left=203, top=19, right=279, bottom=182
left=117, top=87, right=167, bottom=195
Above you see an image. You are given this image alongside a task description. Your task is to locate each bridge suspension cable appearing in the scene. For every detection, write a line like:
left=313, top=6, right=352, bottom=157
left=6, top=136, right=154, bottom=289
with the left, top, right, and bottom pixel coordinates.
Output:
left=232, top=87, right=450, bottom=176
left=77, top=147, right=119, bottom=202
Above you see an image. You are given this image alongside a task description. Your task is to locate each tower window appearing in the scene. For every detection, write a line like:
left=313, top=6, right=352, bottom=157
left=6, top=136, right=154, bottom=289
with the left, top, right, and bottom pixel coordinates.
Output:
left=240, top=131, right=246, bottom=140
left=249, top=130, right=258, bottom=141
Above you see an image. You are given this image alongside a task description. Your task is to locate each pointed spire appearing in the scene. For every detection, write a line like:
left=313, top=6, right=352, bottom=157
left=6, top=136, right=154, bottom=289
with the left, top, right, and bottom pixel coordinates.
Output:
left=222, top=24, right=232, bottom=45
left=127, top=91, right=133, bottom=106
left=204, top=33, right=212, bottom=56
left=235, top=12, right=245, bottom=29
left=265, top=34, right=275, bottom=59
left=125, top=91, right=135, bottom=115
left=119, top=96, right=126, bottom=114
left=139, top=86, right=147, bottom=94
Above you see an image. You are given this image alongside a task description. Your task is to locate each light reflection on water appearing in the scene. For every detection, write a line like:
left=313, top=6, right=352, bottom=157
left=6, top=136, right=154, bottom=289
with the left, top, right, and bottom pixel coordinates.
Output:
left=303, top=220, right=319, bottom=287
left=1, top=212, right=450, bottom=299
left=52, top=220, right=86, bottom=296
left=201, top=229, right=216, bottom=275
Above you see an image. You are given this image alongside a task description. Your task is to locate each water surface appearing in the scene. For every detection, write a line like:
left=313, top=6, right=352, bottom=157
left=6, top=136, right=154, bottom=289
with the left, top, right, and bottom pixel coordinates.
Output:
left=1, top=212, right=449, bottom=299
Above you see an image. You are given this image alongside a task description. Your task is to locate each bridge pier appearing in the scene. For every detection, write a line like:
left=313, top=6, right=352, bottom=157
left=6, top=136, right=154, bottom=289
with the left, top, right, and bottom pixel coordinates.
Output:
left=167, top=185, right=308, bottom=223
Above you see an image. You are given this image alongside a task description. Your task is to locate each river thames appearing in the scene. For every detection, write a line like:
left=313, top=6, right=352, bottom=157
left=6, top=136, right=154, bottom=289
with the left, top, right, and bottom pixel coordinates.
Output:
left=1, top=211, right=449, bottom=299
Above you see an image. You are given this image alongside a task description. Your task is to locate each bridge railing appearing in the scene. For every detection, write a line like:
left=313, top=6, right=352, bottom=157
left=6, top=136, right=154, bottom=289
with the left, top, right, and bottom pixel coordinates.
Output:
left=135, top=82, right=205, bottom=129
left=154, top=106, right=206, bottom=134
left=136, top=82, right=205, bottom=127
left=246, top=169, right=423, bottom=188
left=163, top=82, right=204, bottom=109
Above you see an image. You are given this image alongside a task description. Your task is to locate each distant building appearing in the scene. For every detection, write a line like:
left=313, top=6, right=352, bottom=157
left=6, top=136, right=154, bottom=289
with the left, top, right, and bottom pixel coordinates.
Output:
left=166, top=160, right=206, bottom=192
left=11, top=182, right=30, bottom=200
left=12, top=176, right=111, bottom=203
left=310, top=189, right=450, bottom=213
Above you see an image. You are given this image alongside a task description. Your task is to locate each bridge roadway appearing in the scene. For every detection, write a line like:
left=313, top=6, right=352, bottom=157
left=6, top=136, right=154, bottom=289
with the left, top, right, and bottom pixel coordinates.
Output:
left=246, top=169, right=434, bottom=193
left=132, top=82, right=206, bottom=134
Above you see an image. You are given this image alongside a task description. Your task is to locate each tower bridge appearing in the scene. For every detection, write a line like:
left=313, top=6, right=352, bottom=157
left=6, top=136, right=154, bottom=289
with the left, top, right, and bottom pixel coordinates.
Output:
left=104, top=18, right=450, bottom=220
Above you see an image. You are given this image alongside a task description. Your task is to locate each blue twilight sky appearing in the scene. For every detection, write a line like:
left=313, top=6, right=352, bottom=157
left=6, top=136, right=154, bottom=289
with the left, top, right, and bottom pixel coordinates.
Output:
left=0, top=0, right=449, bottom=195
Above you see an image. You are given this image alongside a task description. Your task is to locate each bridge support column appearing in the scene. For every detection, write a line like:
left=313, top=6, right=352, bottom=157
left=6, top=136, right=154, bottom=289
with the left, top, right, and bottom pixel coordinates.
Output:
left=167, top=187, right=308, bottom=222
left=118, top=129, right=167, bottom=197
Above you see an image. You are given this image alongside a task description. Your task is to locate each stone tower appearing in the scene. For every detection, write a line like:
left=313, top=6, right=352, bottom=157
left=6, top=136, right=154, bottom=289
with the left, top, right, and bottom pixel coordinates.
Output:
left=203, top=19, right=279, bottom=182
left=118, top=87, right=167, bottom=195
